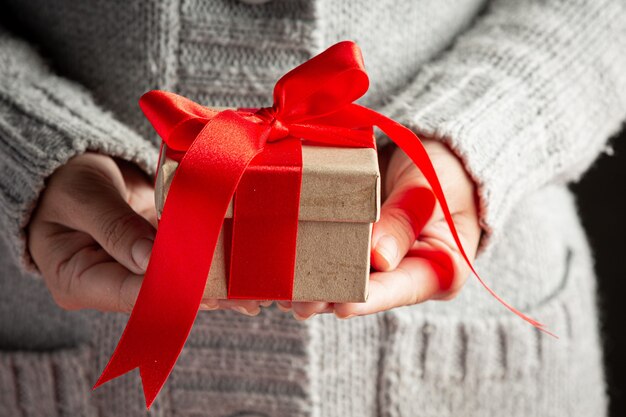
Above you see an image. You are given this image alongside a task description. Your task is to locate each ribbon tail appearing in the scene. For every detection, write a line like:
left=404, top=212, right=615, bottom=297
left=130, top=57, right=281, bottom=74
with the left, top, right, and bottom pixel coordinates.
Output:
left=355, top=105, right=556, bottom=338
left=92, top=315, right=184, bottom=408
left=94, top=111, right=270, bottom=409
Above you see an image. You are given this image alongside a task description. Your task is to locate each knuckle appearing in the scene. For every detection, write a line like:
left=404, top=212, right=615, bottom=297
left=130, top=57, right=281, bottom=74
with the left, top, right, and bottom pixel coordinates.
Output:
left=396, top=265, right=423, bottom=306
left=48, top=281, right=77, bottom=311
left=54, top=167, right=99, bottom=207
left=100, top=211, right=139, bottom=252
left=376, top=276, right=396, bottom=311
left=410, top=283, right=424, bottom=305
left=34, top=242, right=77, bottom=310
left=116, top=275, right=136, bottom=313
left=48, top=252, right=86, bottom=311
left=449, top=255, right=470, bottom=293
left=385, top=207, right=415, bottom=243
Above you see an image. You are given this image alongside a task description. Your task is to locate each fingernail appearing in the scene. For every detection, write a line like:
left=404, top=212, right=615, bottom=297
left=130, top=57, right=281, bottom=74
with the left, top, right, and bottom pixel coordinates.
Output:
left=232, top=306, right=260, bottom=316
left=131, top=238, right=153, bottom=272
left=336, top=312, right=356, bottom=319
left=260, top=301, right=274, bottom=308
left=376, top=235, right=398, bottom=268
left=276, top=302, right=291, bottom=312
left=293, top=311, right=315, bottom=321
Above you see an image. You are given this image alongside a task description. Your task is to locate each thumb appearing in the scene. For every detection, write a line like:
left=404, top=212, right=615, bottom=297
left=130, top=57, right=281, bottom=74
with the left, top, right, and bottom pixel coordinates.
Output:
left=71, top=183, right=156, bottom=275
left=371, top=186, right=436, bottom=271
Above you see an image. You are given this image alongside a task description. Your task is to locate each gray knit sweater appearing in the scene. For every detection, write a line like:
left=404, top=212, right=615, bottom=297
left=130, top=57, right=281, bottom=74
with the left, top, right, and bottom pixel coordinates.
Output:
left=1, top=0, right=625, bottom=416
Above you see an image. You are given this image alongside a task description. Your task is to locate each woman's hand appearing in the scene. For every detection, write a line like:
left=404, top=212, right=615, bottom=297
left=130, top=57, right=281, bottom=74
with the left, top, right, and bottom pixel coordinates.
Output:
left=287, top=139, right=482, bottom=319
left=28, top=153, right=156, bottom=312
left=28, top=152, right=265, bottom=315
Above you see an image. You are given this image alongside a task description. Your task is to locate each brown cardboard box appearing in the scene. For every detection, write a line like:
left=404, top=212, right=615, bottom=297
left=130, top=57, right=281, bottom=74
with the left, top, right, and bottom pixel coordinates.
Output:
left=155, top=143, right=380, bottom=302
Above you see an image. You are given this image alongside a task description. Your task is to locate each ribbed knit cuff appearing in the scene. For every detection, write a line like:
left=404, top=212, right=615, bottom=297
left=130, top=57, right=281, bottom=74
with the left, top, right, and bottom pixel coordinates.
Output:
left=0, top=30, right=158, bottom=271
left=378, top=0, right=626, bottom=253
left=0, top=345, right=97, bottom=417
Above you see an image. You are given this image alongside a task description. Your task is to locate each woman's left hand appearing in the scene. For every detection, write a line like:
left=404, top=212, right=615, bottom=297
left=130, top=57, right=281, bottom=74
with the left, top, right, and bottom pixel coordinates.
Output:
left=285, top=139, right=482, bottom=320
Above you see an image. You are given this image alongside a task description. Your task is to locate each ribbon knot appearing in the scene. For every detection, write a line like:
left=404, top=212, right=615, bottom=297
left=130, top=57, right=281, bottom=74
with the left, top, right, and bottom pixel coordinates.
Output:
left=255, top=107, right=290, bottom=142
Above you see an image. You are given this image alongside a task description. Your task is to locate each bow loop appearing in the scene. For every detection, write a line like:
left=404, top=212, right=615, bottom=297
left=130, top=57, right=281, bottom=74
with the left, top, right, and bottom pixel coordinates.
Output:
left=272, top=41, right=370, bottom=123
left=139, top=91, right=219, bottom=151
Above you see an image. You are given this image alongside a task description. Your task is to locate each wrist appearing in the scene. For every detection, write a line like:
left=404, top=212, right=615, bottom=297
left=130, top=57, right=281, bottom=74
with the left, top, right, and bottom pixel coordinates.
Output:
left=421, top=136, right=486, bottom=253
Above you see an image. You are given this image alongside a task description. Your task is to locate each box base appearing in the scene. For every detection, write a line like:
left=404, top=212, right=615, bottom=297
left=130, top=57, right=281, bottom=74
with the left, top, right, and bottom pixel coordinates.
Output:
left=204, top=220, right=371, bottom=302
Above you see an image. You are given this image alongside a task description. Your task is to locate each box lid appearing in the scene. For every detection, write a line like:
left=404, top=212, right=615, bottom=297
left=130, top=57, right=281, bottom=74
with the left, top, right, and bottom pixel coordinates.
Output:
left=155, top=144, right=380, bottom=223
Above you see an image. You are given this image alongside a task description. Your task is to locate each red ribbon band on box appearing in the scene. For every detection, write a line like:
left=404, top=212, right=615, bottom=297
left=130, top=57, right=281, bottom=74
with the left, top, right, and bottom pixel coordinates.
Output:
left=93, top=41, right=550, bottom=408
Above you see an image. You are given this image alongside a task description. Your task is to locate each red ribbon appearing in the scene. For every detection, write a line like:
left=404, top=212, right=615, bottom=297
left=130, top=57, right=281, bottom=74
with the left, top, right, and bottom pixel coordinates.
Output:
left=93, top=41, right=550, bottom=408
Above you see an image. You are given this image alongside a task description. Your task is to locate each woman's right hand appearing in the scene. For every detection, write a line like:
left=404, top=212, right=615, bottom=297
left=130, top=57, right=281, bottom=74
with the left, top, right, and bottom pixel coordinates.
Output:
left=28, top=152, right=266, bottom=315
left=28, top=153, right=158, bottom=312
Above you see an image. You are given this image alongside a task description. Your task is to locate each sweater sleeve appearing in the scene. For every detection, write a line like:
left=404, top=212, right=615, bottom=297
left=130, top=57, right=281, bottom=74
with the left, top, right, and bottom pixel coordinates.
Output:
left=379, top=0, right=626, bottom=250
left=0, top=26, right=159, bottom=270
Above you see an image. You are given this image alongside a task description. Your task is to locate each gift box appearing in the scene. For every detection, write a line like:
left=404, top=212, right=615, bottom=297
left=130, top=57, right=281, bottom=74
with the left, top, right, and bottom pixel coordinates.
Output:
left=155, top=140, right=380, bottom=302
left=95, top=42, right=548, bottom=409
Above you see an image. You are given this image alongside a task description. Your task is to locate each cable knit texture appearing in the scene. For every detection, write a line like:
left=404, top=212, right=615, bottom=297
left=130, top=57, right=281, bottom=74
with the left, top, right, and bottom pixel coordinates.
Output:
left=379, top=0, right=626, bottom=249
left=0, top=0, right=624, bottom=416
left=0, top=27, right=159, bottom=269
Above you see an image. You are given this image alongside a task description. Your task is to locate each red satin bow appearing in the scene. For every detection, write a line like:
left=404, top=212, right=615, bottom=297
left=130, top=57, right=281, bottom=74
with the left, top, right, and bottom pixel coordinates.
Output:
left=94, top=41, right=549, bottom=408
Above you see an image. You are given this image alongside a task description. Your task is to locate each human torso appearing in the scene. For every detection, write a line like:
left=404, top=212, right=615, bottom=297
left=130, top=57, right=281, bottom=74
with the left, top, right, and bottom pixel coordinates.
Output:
left=0, top=2, right=595, bottom=415
left=2, top=0, right=488, bottom=137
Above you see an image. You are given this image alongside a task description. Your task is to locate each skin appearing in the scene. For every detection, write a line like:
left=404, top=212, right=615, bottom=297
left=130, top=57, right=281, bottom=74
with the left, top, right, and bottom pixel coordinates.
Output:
left=283, top=140, right=482, bottom=319
left=27, top=139, right=481, bottom=319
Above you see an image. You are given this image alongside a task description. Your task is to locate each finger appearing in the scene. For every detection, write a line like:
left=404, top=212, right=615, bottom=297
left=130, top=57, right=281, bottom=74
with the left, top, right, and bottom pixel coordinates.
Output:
left=199, top=298, right=220, bottom=311
left=371, top=186, right=436, bottom=271
left=28, top=220, right=144, bottom=313
left=141, top=206, right=159, bottom=229
left=51, top=244, right=143, bottom=313
left=217, top=299, right=262, bottom=316
left=129, top=182, right=158, bottom=228
left=29, top=221, right=95, bottom=278
left=334, top=249, right=455, bottom=318
left=291, top=301, right=330, bottom=320
left=125, top=170, right=158, bottom=228
left=198, top=299, right=268, bottom=315
left=64, top=181, right=156, bottom=275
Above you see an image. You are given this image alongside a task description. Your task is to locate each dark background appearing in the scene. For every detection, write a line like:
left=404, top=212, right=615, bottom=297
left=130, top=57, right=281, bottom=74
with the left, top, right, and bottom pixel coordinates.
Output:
left=572, top=128, right=626, bottom=417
